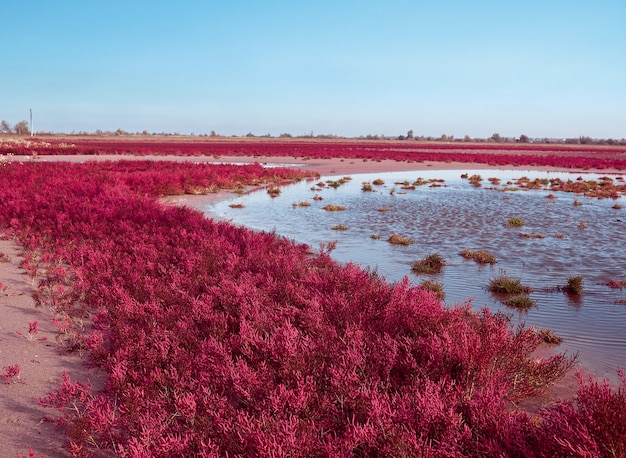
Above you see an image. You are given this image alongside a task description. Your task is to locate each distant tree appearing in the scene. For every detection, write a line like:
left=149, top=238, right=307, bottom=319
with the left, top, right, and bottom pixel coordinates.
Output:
left=407, top=129, right=414, bottom=139
left=463, top=135, right=472, bottom=142
left=210, top=130, right=218, bottom=137
left=490, top=133, right=502, bottom=142
left=0, top=120, right=11, bottom=133
left=13, top=120, right=29, bottom=135
left=519, top=134, right=530, bottom=143
left=279, top=133, right=292, bottom=138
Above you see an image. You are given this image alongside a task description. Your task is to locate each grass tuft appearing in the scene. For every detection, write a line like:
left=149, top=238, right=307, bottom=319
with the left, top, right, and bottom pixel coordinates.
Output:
left=322, top=204, right=346, bottom=211
left=460, top=249, right=497, bottom=265
left=488, top=272, right=532, bottom=294
left=267, top=186, right=281, bottom=197
left=520, top=233, right=545, bottom=239
left=411, top=253, right=446, bottom=274
left=564, top=275, right=583, bottom=295
left=387, top=234, right=414, bottom=245
left=419, top=280, right=445, bottom=300
left=504, top=295, right=535, bottom=310
left=537, top=328, right=563, bottom=344
left=292, top=201, right=311, bottom=207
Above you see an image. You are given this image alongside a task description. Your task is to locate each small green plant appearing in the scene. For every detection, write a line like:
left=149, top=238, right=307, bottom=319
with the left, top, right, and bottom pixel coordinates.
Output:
left=361, top=182, right=373, bottom=192
left=322, top=204, right=346, bottom=211
left=372, top=178, right=385, bottom=186
left=370, top=234, right=382, bottom=240
left=387, top=234, right=414, bottom=245
left=419, top=280, right=445, bottom=300
left=507, top=217, right=525, bottom=227
left=411, top=253, right=446, bottom=274
left=574, top=198, right=583, bottom=206
left=612, top=203, right=623, bottom=210
left=504, top=295, right=535, bottom=310
left=330, top=224, right=348, bottom=231
left=488, top=272, right=532, bottom=294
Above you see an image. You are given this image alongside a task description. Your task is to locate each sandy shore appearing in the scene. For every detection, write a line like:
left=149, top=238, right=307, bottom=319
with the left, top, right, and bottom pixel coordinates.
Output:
left=0, top=238, right=104, bottom=457
left=1, top=154, right=622, bottom=455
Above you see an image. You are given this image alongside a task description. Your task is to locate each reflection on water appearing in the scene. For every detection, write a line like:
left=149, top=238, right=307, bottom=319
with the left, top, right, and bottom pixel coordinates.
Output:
left=210, top=169, right=626, bottom=381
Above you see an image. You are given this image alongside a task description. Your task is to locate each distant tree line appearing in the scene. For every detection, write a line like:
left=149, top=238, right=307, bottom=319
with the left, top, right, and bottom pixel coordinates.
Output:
left=392, top=131, right=626, bottom=146
left=2, top=119, right=625, bottom=145
left=1, top=119, right=29, bottom=135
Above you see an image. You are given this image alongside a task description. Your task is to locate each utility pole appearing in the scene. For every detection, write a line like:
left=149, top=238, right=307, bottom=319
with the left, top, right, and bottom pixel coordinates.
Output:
left=30, top=108, right=33, bottom=137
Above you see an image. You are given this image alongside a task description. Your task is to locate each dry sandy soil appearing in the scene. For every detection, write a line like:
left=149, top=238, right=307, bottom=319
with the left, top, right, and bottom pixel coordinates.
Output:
left=0, top=155, right=617, bottom=456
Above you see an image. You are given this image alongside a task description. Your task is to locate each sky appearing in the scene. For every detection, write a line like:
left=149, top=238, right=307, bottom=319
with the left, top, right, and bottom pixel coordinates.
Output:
left=2, top=1, right=625, bottom=139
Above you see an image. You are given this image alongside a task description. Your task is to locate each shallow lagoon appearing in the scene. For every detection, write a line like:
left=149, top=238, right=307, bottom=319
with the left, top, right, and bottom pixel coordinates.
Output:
left=210, top=169, right=626, bottom=381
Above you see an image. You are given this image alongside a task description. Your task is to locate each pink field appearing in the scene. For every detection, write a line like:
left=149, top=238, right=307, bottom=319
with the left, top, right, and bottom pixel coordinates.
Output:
left=1, top=139, right=625, bottom=456
left=2, top=136, right=626, bottom=171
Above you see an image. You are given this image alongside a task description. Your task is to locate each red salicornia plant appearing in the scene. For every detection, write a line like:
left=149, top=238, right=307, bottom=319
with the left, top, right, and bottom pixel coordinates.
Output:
left=0, top=159, right=623, bottom=456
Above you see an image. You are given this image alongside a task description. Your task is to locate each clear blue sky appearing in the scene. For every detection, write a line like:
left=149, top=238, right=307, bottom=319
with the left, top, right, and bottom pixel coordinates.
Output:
left=2, top=1, right=625, bottom=139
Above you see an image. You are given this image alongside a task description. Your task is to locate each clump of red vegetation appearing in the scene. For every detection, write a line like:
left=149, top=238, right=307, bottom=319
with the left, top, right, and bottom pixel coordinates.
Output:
left=0, top=159, right=624, bottom=456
